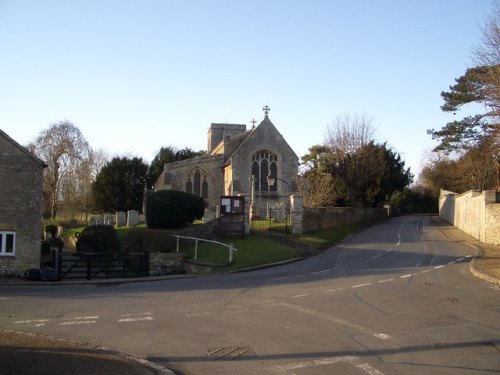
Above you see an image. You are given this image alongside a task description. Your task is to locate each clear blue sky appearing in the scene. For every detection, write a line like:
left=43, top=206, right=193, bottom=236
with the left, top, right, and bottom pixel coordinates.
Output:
left=0, top=0, right=494, bottom=178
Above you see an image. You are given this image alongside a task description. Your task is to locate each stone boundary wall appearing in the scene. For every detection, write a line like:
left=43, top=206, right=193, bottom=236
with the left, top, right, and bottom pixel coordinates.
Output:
left=127, top=220, right=219, bottom=253
left=301, top=206, right=386, bottom=233
left=439, top=189, right=500, bottom=245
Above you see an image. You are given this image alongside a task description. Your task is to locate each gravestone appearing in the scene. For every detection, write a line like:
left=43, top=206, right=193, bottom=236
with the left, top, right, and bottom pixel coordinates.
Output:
left=115, top=211, right=126, bottom=227
left=127, top=210, right=139, bottom=227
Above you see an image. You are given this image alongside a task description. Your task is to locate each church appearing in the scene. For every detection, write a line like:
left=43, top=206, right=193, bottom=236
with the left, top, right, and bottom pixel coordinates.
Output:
left=153, top=106, right=299, bottom=219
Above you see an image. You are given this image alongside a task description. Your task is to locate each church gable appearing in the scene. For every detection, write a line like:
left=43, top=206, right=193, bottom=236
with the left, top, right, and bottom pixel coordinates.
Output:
left=153, top=106, right=299, bottom=214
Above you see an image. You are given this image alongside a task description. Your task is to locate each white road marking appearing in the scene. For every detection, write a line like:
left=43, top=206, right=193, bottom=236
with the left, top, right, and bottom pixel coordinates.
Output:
left=378, top=278, right=394, bottom=283
left=63, top=316, right=99, bottom=320
left=60, top=320, right=96, bottom=326
left=60, top=316, right=98, bottom=326
left=119, top=312, right=154, bottom=322
left=15, top=319, right=50, bottom=324
left=352, top=283, right=372, bottom=288
left=274, top=302, right=391, bottom=340
left=434, top=265, right=444, bottom=269
left=400, top=274, right=412, bottom=278
left=325, top=287, right=344, bottom=293
left=270, top=355, right=385, bottom=374
left=118, top=317, right=154, bottom=322
left=371, top=249, right=392, bottom=260
left=290, top=294, right=311, bottom=299
left=420, top=269, right=431, bottom=273
left=396, top=239, right=401, bottom=246
left=0, top=297, right=10, bottom=300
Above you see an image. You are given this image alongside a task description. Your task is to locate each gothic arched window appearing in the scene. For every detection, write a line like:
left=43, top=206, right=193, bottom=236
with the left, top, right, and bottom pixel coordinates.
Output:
left=251, top=150, right=278, bottom=192
left=186, top=168, right=209, bottom=199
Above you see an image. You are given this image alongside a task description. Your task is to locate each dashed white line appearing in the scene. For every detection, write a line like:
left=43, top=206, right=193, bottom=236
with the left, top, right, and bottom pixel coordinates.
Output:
left=325, top=288, right=344, bottom=293
left=118, top=317, right=154, bottom=322
left=378, top=278, right=394, bottom=283
left=434, top=265, right=445, bottom=269
left=352, top=283, right=373, bottom=288
left=15, top=319, right=50, bottom=324
left=291, top=294, right=311, bottom=299
left=371, top=249, right=392, bottom=260
left=118, top=312, right=154, bottom=322
left=400, top=274, right=412, bottom=279
left=60, top=320, right=96, bottom=326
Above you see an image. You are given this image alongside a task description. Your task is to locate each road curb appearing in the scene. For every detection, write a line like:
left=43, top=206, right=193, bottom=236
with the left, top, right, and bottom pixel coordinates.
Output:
left=0, top=329, right=176, bottom=375
left=469, top=258, right=500, bottom=285
left=431, top=216, right=500, bottom=285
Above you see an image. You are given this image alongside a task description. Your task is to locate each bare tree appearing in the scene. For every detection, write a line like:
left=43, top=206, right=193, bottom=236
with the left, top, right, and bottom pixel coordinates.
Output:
left=28, top=121, right=92, bottom=219
left=325, top=113, right=377, bottom=155
left=472, top=2, right=500, bottom=115
left=298, top=172, right=345, bottom=208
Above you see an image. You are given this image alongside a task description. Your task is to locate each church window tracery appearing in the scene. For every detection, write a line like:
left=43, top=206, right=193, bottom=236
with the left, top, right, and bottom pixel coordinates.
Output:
left=251, top=150, right=278, bottom=192
left=186, top=168, right=209, bottom=199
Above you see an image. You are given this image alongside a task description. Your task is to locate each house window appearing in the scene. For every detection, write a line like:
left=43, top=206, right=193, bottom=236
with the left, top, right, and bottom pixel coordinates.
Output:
left=0, top=231, right=16, bottom=256
left=186, top=168, right=209, bottom=199
left=251, top=151, right=278, bottom=192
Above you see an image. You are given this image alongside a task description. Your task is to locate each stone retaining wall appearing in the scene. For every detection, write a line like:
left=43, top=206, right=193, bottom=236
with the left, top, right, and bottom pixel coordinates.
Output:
left=439, top=189, right=500, bottom=245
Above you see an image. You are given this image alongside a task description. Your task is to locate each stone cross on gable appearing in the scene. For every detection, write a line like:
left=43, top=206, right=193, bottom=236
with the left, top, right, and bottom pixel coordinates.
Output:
left=263, top=105, right=270, bottom=116
left=251, top=119, right=257, bottom=128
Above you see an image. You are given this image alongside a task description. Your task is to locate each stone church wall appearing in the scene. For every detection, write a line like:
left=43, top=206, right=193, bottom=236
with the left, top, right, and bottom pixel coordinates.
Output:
left=156, top=154, right=224, bottom=213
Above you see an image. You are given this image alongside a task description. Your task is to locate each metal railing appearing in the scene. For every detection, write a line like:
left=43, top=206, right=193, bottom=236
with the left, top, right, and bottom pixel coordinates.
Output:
left=172, top=235, right=237, bottom=263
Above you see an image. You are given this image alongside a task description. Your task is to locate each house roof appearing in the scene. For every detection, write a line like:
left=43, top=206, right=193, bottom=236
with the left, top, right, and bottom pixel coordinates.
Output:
left=0, top=129, right=47, bottom=168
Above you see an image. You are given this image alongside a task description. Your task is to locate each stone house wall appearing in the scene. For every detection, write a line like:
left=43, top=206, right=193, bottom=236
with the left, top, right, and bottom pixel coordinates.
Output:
left=0, top=130, right=46, bottom=275
left=439, top=189, right=500, bottom=245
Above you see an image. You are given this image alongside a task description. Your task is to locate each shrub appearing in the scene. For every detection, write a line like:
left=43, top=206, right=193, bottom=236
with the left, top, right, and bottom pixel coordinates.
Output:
left=76, top=225, right=121, bottom=253
left=44, top=224, right=58, bottom=238
left=146, top=190, right=205, bottom=229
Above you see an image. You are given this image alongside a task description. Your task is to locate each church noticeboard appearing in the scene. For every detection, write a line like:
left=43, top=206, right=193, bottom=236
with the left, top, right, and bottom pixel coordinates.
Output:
left=220, top=196, right=244, bottom=215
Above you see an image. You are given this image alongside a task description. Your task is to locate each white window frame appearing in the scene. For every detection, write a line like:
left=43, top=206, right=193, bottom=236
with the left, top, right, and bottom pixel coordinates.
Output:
left=0, top=231, right=16, bottom=256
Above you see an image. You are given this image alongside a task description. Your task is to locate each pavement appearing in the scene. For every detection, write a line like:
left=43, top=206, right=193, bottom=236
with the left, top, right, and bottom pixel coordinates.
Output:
left=0, top=216, right=498, bottom=375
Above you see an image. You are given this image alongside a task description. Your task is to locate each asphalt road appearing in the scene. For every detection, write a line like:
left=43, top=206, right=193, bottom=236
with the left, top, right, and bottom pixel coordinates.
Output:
left=0, top=215, right=499, bottom=374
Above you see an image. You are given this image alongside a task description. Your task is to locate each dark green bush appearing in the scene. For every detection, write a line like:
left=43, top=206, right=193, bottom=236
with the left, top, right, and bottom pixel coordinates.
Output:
left=146, top=190, right=205, bottom=229
left=45, top=224, right=58, bottom=238
left=40, top=241, right=51, bottom=255
left=76, top=225, right=121, bottom=253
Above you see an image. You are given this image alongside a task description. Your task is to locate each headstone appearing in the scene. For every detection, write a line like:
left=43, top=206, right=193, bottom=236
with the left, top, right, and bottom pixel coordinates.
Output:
left=94, top=216, right=104, bottom=226
left=115, top=211, right=126, bottom=227
left=127, top=210, right=139, bottom=227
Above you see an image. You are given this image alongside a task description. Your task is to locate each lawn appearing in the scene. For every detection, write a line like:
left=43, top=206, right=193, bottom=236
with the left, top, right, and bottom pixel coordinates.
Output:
left=62, top=222, right=371, bottom=273
left=181, top=235, right=300, bottom=272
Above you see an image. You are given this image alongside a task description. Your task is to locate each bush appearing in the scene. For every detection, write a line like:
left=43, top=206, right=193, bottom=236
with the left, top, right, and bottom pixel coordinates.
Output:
left=76, top=225, right=121, bottom=253
left=146, top=190, right=205, bottom=229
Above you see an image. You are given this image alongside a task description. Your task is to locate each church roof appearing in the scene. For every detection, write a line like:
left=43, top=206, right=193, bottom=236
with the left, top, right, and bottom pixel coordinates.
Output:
left=223, top=115, right=298, bottom=166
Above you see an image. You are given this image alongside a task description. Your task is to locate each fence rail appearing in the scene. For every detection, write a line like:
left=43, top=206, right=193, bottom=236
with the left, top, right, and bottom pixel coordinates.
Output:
left=172, top=235, right=237, bottom=263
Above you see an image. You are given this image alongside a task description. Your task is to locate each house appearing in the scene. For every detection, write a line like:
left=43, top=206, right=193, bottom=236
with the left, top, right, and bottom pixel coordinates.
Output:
left=0, top=129, right=46, bottom=276
left=153, top=107, right=299, bottom=218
